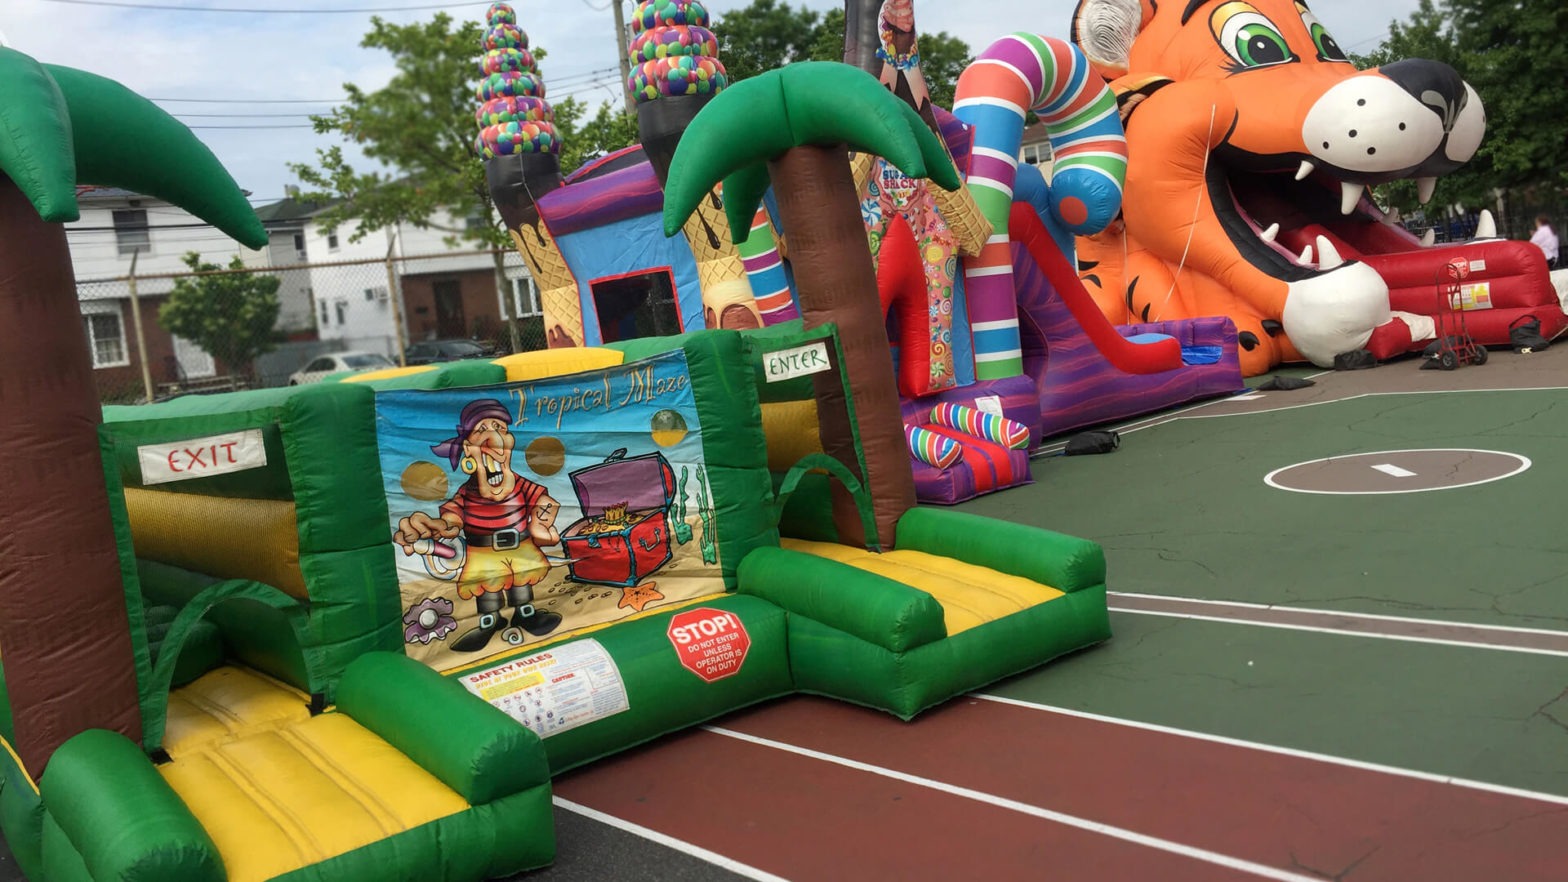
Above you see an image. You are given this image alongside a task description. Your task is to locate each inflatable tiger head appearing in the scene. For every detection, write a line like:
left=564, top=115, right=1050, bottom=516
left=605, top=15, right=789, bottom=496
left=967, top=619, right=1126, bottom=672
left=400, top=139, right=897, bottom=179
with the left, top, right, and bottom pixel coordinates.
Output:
left=1070, top=0, right=1485, bottom=374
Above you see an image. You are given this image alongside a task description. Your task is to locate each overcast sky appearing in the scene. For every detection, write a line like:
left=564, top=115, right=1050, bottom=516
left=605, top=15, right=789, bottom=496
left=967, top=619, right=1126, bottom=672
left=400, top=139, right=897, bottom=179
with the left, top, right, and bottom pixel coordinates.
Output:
left=7, top=0, right=1422, bottom=216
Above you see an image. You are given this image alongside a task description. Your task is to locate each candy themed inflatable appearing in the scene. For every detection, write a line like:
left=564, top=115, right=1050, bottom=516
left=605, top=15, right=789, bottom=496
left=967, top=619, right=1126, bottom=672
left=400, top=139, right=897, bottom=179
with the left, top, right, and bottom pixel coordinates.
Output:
left=863, top=3, right=1240, bottom=502
left=499, top=0, right=1240, bottom=503
left=1069, top=0, right=1566, bottom=375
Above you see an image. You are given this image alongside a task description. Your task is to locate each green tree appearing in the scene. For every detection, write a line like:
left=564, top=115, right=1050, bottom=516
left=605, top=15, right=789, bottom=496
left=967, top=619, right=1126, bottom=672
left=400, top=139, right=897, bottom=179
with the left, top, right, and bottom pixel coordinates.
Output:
left=289, top=14, right=505, bottom=248
left=159, top=252, right=282, bottom=380
left=1450, top=0, right=1568, bottom=197
left=716, top=2, right=972, bottom=109
left=713, top=0, right=824, bottom=84
left=554, top=97, right=642, bottom=174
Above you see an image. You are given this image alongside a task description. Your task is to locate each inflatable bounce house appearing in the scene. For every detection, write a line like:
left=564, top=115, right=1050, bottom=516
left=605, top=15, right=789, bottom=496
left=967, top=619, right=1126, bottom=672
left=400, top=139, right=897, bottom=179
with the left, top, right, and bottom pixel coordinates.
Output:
left=488, top=0, right=1243, bottom=504
left=1069, top=0, right=1568, bottom=375
left=0, top=13, right=1121, bottom=880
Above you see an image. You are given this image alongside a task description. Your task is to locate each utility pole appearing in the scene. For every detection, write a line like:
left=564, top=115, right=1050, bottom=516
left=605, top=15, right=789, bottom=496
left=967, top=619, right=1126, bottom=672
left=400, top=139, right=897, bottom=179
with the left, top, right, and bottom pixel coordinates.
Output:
left=613, top=0, right=634, bottom=114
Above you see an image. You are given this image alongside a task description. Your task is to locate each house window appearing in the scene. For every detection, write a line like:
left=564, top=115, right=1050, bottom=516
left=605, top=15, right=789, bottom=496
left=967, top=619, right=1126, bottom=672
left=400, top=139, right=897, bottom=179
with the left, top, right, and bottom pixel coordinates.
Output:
left=112, top=209, right=150, bottom=256
left=293, top=232, right=306, bottom=260
left=512, top=277, right=541, bottom=317
left=319, top=299, right=329, bottom=326
left=327, top=232, right=340, bottom=252
left=465, top=213, right=487, bottom=231
left=334, top=301, right=348, bottom=325
left=80, top=302, right=129, bottom=368
left=364, top=287, right=376, bottom=302
left=1020, top=142, right=1053, bottom=167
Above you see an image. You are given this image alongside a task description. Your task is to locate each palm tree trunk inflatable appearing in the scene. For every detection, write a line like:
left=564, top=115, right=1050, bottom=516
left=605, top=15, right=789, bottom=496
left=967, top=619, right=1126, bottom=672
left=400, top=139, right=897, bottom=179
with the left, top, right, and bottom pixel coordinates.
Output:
left=0, top=48, right=265, bottom=776
left=663, top=62, right=959, bottom=549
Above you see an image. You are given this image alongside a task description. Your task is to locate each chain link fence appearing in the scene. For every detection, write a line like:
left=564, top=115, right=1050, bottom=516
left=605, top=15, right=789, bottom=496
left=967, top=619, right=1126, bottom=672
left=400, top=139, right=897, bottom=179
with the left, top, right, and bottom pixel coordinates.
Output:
left=79, top=249, right=546, bottom=405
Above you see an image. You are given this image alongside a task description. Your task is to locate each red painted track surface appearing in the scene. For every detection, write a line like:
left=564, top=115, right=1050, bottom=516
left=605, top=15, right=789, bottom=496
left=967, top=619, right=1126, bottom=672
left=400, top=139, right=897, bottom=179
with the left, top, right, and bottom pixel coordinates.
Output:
left=554, top=696, right=1568, bottom=881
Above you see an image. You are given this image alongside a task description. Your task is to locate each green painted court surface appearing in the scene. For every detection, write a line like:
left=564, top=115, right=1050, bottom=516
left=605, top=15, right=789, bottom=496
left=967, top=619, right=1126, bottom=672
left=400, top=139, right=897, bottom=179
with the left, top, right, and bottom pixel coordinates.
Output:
left=965, top=366, right=1568, bottom=805
left=969, top=388, right=1568, bottom=628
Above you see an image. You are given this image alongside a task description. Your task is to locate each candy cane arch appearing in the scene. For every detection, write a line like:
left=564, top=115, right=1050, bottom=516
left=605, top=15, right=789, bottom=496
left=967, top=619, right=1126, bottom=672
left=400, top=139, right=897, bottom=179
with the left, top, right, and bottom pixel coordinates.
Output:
left=951, top=33, right=1127, bottom=379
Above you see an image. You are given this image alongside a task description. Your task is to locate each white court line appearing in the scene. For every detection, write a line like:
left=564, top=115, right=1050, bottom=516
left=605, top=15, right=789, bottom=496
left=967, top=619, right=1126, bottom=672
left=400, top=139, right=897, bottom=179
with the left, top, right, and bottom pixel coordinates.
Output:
left=1109, top=591, right=1568, bottom=637
left=1107, top=605, right=1568, bottom=658
left=704, top=726, right=1321, bottom=882
left=970, top=694, right=1568, bottom=808
left=554, top=797, right=790, bottom=882
left=1263, top=448, right=1531, bottom=495
left=1037, top=380, right=1567, bottom=456
left=1371, top=463, right=1417, bottom=477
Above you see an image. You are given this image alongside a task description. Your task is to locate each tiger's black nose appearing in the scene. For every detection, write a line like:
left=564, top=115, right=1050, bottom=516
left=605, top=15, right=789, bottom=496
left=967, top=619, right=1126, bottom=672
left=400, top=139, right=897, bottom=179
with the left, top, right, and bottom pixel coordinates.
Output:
left=1378, top=59, right=1467, bottom=129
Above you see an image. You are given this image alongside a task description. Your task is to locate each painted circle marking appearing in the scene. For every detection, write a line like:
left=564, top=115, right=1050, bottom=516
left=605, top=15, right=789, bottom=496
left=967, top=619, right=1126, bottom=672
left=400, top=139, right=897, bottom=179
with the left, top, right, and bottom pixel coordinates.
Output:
left=1263, top=448, right=1531, bottom=495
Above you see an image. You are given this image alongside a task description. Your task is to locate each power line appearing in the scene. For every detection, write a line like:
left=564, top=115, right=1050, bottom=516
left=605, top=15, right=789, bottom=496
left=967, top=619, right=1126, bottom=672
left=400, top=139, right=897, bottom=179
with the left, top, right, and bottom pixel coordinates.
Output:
left=38, top=0, right=490, bottom=12
left=145, top=66, right=619, bottom=108
left=153, top=96, right=342, bottom=103
left=173, top=111, right=318, bottom=118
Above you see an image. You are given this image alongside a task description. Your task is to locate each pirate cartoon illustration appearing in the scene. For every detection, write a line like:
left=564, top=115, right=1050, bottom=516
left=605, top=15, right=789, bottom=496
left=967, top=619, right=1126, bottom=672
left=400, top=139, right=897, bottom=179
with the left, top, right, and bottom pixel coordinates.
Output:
left=394, top=398, right=563, bottom=651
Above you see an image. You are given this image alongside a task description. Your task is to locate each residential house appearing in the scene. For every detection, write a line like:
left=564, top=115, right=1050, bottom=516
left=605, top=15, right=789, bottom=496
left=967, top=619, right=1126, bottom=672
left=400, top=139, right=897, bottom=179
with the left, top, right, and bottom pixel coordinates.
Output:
left=252, top=192, right=322, bottom=337
left=1019, top=122, right=1053, bottom=170
left=65, top=186, right=270, bottom=400
left=291, top=203, right=538, bottom=358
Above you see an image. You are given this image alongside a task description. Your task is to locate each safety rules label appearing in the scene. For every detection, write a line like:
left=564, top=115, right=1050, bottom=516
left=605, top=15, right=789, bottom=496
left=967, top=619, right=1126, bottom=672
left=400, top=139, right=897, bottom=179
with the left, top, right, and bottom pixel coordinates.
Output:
left=459, top=638, right=629, bottom=737
left=667, top=608, right=750, bottom=683
left=138, top=428, right=267, bottom=485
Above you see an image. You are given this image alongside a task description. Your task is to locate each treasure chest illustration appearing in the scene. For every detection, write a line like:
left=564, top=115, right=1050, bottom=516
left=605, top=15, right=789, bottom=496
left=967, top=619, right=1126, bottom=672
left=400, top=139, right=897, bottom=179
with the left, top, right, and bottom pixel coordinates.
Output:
left=560, top=448, right=676, bottom=587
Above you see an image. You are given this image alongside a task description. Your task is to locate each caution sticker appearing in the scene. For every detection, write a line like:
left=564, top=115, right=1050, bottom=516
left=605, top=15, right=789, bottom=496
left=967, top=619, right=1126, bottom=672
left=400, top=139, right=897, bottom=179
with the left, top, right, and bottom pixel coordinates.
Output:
left=459, top=638, right=629, bottom=737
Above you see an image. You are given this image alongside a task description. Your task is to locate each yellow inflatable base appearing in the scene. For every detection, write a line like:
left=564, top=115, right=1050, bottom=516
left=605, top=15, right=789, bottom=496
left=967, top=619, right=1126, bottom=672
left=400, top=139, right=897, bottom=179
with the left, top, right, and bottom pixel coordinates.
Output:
left=160, top=667, right=469, bottom=882
left=781, top=539, right=1065, bottom=637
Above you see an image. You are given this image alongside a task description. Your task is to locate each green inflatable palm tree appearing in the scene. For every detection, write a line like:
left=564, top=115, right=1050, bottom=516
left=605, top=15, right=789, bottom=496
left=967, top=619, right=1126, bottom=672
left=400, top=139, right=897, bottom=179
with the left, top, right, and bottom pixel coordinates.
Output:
left=0, top=46, right=266, bottom=776
left=663, top=62, right=959, bottom=550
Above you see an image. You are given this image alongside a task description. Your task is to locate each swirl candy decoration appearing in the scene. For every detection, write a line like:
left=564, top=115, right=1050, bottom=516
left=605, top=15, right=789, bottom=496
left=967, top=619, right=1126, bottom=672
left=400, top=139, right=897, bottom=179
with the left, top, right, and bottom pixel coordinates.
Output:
left=928, top=402, right=1030, bottom=450
left=905, top=424, right=962, bottom=470
left=951, top=34, right=1128, bottom=379
left=627, top=0, right=728, bottom=103
left=472, top=4, right=560, bottom=157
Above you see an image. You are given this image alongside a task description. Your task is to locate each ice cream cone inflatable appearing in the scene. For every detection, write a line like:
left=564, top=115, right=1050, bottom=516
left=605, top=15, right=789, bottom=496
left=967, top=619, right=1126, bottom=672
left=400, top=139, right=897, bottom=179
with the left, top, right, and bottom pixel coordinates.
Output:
left=473, top=3, right=585, bottom=347
left=629, top=0, right=797, bottom=327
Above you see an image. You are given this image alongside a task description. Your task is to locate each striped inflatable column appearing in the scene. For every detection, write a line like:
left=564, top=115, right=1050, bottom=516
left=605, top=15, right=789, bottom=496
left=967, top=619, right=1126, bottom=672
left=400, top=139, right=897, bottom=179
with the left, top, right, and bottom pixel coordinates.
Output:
left=951, top=33, right=1127, bottom=380
left=737, top=206, right=799, bottom=324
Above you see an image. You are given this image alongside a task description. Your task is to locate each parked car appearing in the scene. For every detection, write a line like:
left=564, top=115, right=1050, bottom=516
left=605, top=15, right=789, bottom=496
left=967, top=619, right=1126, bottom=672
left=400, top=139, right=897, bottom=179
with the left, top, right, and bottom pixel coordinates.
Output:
left=288, top=351, right=396, bottom=385
left=404, top=338, right=500, bottom=366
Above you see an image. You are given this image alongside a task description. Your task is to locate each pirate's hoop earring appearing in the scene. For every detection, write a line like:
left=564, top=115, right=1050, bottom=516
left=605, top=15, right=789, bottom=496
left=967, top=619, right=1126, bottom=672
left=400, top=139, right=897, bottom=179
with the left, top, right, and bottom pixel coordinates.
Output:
left=460, top=456, right=477, bottom=474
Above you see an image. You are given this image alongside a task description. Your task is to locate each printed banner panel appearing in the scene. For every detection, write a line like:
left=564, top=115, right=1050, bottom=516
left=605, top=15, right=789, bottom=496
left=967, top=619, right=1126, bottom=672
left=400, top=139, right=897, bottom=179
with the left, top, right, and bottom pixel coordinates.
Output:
left=376, top=351, right=722, bottom=671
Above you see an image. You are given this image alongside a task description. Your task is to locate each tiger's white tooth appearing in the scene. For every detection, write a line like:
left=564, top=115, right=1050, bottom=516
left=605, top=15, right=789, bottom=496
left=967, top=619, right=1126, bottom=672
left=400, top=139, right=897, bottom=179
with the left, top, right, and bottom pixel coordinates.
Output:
left=1474, top=209, right=1496, bottom=239
left=1340, top=182, right=1364, bottom=215
left=1420, top=228, right=1435, bottom=247
left=1260, top=222, right=1280, bottom=243
left=1295, top=160, right=1315, bottom=182
left=1382, top=207, right=1401, bottom=225
left=1299, top=244, right=1315, bottom=264
left=1417, top=176, right=1437, bottom=204
left=1315, top=235, right=1344, bottom=269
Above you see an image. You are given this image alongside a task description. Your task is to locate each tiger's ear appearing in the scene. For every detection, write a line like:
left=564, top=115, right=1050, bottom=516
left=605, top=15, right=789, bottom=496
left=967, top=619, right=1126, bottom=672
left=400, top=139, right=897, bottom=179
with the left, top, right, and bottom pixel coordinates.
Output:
left=1071, top=0, right=1152, bottom=81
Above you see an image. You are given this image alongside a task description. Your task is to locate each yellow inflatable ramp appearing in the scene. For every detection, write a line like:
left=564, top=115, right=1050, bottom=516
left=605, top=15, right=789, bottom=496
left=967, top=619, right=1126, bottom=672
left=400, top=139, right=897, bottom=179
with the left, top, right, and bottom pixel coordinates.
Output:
left=781, top=538, right=1064, bottom=636
left=159, top=667, right=470, bottom=882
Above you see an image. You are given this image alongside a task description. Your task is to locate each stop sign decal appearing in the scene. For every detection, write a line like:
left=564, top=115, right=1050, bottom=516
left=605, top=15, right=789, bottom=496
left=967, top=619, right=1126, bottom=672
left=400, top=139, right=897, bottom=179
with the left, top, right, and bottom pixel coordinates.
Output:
left=667, top=608, right=750, bottom=683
